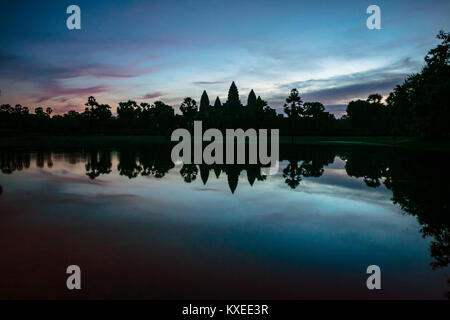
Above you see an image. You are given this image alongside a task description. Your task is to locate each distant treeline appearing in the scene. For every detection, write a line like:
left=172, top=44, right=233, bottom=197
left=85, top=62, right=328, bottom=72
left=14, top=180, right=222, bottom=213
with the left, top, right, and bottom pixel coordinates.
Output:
left=0, top=31, right=448, bottom=138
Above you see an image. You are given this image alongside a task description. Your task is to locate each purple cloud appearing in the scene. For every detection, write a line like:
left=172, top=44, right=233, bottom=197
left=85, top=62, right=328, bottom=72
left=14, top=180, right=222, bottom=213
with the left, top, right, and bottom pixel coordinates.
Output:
left=142, top=92, right=165, bottom=100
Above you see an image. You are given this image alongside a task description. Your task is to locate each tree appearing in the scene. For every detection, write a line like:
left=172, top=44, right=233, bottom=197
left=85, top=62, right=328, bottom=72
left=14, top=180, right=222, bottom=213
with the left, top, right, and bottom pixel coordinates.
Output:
left=255, top=96, right=269, bottom=117
left=34, top=107, right=47, bottom=118
left=346, top=94, right=388, bottom=135
left=425, top=30, right=449, bottom=68
left=139, top=102, right=153, bottom=122
left=284, top=89, right=304, bottom=118
left=13, top=104, right=26, bottom=115
left=45, top=107, right=53, bottom=117
left=65, top=110, right=80, bottom=119
left=94, top=104, right=112, bottom=121
left=153, top=101, right=175, bottom=135
left=303, top=102, right=325, bottom=117
left=84, top=96, right=111, bottom=122
left=180, top=97, right=198, bottom=129
left=284, top=89, right=304, bottom=142
left=386, top=31, right=450, bottom=138
left=0, top=104, right=13, bottom=115
left=367, top=94, right=382, bottom=104
left=85, top=96, right=98, bottom=113
left=346, top=99, right=371, bottom=135
left=117, top=100, right=140, bottom=120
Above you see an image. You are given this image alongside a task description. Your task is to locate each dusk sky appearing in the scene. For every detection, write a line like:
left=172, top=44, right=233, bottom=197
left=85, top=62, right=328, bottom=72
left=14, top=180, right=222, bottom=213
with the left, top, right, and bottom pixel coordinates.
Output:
left=1, top=0, right=449, bottom=117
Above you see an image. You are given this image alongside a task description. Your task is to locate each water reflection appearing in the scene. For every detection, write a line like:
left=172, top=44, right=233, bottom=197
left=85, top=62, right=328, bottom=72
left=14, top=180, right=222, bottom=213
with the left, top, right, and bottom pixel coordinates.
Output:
left=0, top=144, right=449, bottom=298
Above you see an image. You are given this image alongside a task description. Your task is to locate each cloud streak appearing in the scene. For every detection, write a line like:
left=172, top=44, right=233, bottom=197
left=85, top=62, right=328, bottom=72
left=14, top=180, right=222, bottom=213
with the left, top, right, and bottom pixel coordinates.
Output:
left=142, top=92, right=165, bottom=100
left=265, top=58, right=419, bottom=111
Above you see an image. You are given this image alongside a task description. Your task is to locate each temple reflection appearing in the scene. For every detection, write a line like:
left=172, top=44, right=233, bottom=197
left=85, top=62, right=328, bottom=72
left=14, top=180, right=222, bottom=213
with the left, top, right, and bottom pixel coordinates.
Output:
left=0, top=145, right=449, bottom=270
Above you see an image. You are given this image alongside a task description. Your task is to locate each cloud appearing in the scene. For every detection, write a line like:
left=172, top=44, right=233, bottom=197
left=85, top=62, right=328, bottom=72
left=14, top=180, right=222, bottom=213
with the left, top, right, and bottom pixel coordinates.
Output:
left=301, top=77, right=405, bottom=104
left=267, top=58, right=419, bottom=109
left=142, top=92, right=165, bottom=100
left=0, top=52, right=164, bottom=108
left=34, top=85, right=112, bottom=104
left=192, top=81, right=227, bottom=85
left=0, top=54, right=158, bottom=81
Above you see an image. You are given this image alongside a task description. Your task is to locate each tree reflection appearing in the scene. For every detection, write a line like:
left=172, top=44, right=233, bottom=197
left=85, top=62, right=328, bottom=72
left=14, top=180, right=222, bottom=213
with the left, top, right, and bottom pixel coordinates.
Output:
left=283, top=146, right=335, bottom=189
left=0, top=151, right=31, bottom=174
left=283, top=159, right=303, bottom=189
left=118, top=149, right=142, bottom=179
left=180, top=164, right=198, bottom=183
left=0, top=145, right=448, bottom=269
left=140, top=147, right=174, bottom=178
left=36, top=151, right=53, bottom=168
left=343, top=147, right=450, bottom=270
left=85, top=149, right=112, bottom=179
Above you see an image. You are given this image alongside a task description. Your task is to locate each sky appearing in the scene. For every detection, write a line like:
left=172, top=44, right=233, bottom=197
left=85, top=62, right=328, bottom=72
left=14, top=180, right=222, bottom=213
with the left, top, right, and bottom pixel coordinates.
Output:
left=0, top=0, right=449, bottom=117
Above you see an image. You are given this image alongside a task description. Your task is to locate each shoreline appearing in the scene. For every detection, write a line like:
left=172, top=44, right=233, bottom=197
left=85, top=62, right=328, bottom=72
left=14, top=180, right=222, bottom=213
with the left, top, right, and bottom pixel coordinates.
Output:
left=0, top=135, right=449, bottom=152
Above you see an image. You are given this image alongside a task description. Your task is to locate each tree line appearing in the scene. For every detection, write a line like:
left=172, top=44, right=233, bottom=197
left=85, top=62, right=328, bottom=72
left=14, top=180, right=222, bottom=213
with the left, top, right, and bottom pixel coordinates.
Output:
left=0, top=31, right=448, bottom=139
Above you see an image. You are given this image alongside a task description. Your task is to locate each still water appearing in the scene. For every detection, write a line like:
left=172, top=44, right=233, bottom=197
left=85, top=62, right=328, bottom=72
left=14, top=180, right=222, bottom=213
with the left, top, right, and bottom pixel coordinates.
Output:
left=0, top=144, right=448, bottom=299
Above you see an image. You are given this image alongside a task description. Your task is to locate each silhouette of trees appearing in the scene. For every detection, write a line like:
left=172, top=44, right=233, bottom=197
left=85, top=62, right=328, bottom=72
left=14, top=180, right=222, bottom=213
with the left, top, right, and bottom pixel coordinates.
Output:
left=283, top=159, right=303, bottom=189
left=83, top=96, right=112, bottom=132
left=1, top=145, right=448, bottom=270
left=386, top=31, right=450, bottom=138
left=346, top=94, right=389, bottom=135
left=284, top=88, right=304, bottom=119
left=85, top=149, right=112, bottom=179
left=118, top=149, right=142, bottom=178
left=139, top=146, right=174, bottom=178
left=180, top=164, right=198, bottom=183
left=117, top=100, right=140, bottom=120
left=341, top=147, right=450, bottom=269
left=180, top=97, right=198, bottom=130
left=303, top=102, right=324, bottom=117
left=284, top=89, right=304, bottom=142
left=281, top=146, right=334, bottom=189
left=0, top=150, right=31, bottom=174
left=85, top=96, right=111, bottom=121
left=1, top=31, right=449, bottom=139
left=152, top=101, right=175, bottom=134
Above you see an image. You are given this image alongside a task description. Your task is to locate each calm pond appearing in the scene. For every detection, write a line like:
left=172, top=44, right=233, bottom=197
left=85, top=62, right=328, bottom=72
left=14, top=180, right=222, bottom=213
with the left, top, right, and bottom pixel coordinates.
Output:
left=0, top=144, right=448, bottom=299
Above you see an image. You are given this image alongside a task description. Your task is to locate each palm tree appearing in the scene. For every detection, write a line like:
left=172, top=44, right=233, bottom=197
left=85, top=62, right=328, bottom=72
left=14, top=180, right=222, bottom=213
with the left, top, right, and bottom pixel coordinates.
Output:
left=180, top=97, right=198, bottom=130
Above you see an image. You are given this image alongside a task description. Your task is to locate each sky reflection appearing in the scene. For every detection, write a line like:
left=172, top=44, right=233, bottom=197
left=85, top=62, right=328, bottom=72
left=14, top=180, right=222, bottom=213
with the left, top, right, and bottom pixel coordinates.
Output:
left=0, top=148, right=448, bottom=299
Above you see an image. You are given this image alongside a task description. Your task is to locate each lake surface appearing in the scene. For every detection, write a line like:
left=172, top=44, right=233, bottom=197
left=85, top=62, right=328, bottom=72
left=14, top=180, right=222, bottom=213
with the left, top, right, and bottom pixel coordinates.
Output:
left=0, top=144, right=449, bottom=299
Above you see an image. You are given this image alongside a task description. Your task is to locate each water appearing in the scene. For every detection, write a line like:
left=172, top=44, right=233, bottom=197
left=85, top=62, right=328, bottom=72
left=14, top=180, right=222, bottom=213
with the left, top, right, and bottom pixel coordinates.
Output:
left=0, top=144, right=448, bottom=299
